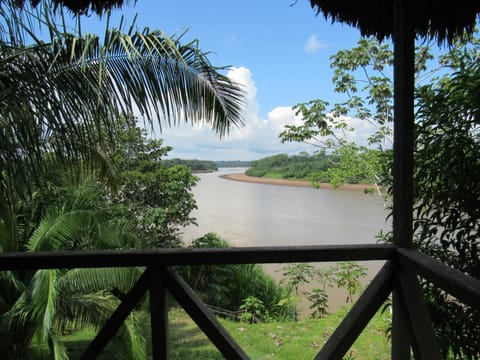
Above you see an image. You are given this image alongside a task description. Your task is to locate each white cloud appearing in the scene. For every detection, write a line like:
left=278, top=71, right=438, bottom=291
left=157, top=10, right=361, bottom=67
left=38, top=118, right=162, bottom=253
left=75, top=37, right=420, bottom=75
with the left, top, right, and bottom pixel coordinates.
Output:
left=157, top=66, right=311, bottom=161
left=304, top=34, right=327, bottom=53
left=144, top=66, right=383, bottom=161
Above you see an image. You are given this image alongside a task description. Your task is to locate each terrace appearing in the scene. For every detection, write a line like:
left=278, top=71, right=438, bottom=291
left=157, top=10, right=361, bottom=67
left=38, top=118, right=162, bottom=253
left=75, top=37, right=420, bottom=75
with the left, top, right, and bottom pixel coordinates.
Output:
left=0, top=243, right=479, bottom=359
left=1, top=0, right=480, bottom=359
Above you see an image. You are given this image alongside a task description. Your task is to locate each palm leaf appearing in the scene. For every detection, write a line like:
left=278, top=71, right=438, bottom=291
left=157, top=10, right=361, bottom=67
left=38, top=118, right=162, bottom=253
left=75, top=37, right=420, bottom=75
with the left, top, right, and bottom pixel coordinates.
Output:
left=57, top=267, right=143, bottom=296
left=1, top=7, right=245, bottom=202
left=30, top=269, right=58, bottom=341
left=26, top=208, right=97, bottom=251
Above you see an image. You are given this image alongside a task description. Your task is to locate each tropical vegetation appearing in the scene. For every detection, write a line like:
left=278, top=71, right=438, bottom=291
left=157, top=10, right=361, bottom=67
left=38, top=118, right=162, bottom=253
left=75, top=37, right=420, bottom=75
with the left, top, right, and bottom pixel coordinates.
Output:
left=245, top=153, right=331, bottom=180
left=0, top=1, right=245, bottom=358
left=162, top=159, right=218, bottom=172
left=215, top=160, right=253, bottom=168
left=245, top=151, right=381, bottom=188
left=281, top=34, right=480, bottom=358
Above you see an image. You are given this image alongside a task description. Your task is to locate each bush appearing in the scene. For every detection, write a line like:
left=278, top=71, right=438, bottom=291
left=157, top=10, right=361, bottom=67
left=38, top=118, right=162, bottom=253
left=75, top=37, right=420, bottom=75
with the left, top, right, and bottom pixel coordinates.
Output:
left=179, top=233, right=287, bottom=317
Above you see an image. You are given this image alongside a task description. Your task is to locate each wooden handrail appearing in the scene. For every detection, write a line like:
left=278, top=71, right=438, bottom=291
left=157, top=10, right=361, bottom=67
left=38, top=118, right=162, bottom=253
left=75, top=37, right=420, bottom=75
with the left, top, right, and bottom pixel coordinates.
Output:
left=1, top=245, right=479, bottom=359
left=397, top=248, right=480, bottom=310
left=0, top=244, right=395, bottom=270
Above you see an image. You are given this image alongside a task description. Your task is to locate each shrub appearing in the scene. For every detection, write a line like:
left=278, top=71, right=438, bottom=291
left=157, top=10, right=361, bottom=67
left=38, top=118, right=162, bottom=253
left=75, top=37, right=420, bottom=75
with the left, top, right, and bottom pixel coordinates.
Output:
left=179, top=233, right=287, bottom=317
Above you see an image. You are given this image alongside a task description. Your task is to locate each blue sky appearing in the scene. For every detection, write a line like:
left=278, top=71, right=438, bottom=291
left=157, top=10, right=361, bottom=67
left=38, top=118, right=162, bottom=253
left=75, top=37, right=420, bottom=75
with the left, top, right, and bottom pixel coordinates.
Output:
left=80, top=1, right=387, bottom=160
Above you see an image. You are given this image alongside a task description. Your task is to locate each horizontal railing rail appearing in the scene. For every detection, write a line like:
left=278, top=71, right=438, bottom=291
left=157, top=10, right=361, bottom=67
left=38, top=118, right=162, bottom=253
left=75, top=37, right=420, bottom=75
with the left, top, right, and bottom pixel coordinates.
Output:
left=396, top=247, right=480, bottom=309
left=0, top=244, right=395, bottom=270
left=0, top=244, right=479, bottom=359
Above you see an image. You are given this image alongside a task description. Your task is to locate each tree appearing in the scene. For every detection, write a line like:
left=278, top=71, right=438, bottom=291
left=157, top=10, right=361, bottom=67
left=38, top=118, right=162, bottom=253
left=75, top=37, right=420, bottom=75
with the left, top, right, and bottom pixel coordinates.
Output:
left=0, top=1, right=245, bottom=213
left=0, top=2, right=246, bottom=357
left=405, top=39, right=480, bottom=358
left=107, top=114, right=198, bottom=248
left=282, top=33, right=480, bottom=358
left=0, top=182, right=145, bottom=359
left=280, top=37, right=432, bottom=192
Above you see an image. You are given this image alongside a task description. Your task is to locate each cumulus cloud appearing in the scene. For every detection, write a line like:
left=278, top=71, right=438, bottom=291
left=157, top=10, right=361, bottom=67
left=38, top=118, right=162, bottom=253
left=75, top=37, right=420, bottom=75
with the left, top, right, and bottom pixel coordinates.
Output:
left=146, top=66, right=382, bottom=161
left=157, top=66, right=310, bottom=160
left=304, top=34, right=327, bottom=53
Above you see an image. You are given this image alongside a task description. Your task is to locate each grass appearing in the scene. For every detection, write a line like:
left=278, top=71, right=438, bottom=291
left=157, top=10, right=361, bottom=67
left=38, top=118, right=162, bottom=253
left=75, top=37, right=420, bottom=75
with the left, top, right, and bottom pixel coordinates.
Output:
left=63, top=305, right=391, bottom=359
left=169, top=306, right=391, bottom=359
left=263, top=172, right=285, bottom=179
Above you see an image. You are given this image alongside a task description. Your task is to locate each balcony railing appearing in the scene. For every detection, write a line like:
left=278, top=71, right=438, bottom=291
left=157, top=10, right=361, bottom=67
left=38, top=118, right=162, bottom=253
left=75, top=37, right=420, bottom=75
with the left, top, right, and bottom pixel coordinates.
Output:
left=0, top=244, right=479, bottom=359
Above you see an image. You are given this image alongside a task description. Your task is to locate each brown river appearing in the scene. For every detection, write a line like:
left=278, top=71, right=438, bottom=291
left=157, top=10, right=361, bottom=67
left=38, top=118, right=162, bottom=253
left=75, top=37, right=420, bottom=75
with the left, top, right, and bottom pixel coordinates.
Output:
left=180, top=168, right=391, bottom=312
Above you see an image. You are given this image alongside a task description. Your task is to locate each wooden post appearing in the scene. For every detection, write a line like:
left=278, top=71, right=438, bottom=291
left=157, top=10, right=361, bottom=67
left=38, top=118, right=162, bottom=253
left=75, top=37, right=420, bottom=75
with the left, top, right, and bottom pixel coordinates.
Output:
left=149, top=267, right=169, bottom=360
left=315, top=261, right=395, bottom=359
left=81, top=271, right=149, bottom=359
left=165, top=267, right=249, bottom=359
left=392, top=0, right=415, bottom=358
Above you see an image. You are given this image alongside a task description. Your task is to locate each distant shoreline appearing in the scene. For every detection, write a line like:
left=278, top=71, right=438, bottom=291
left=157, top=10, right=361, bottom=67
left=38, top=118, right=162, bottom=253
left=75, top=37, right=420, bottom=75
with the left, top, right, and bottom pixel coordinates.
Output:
left=220, top=173, right=375, bottom=192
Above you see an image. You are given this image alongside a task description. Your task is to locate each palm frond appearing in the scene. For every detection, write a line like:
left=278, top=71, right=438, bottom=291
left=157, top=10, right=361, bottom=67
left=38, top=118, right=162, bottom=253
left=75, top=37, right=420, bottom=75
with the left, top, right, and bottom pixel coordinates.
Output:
left=57, top=267, right=143, bottom=296
left=1, top=9, right=245, bottom=202
left=30, top=269, right=58, bottom=341
left=26, top=208, right=97, bottom=251
left=0, top=270, right=26, bottom=313
left=51, top=333, right=69, bottom=360
left=55, top=292, right=119, bottom=331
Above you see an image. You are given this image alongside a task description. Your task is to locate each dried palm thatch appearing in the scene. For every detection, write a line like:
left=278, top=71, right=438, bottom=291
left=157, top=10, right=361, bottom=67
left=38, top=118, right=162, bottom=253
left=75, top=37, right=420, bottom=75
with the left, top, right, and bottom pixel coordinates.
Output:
left=309, top=0, right=480, bottom=44
left=4, top=0, right=127, bottom=15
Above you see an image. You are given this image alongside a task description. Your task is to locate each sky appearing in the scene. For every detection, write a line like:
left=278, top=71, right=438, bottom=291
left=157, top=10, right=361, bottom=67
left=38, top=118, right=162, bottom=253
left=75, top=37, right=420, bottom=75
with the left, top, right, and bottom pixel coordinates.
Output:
left=78, top=0, right=387, bottom=161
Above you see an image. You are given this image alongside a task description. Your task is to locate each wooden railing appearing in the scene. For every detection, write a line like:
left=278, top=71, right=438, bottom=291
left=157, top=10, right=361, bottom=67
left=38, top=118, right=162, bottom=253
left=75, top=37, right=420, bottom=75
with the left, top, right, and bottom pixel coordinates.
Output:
left=0, top=244, right=479, bottom=359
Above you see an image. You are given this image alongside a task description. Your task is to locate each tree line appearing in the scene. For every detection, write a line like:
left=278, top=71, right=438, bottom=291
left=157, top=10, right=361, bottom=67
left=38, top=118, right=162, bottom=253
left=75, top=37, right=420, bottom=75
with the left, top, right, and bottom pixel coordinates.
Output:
left=245, top=151, right=381, bottom=187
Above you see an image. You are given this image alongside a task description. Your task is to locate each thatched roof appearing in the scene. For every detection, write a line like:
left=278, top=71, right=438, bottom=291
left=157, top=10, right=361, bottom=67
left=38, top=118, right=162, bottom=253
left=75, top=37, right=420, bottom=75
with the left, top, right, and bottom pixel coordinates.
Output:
left=309, top=0, right=480, bottom=44
left=7, top=0, right=127, bottom=15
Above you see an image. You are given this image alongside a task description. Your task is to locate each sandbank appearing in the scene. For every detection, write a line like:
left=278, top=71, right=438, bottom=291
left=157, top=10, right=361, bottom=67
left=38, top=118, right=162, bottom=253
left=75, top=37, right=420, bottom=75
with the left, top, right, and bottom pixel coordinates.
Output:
left=220, top=173, right=375, bottom=192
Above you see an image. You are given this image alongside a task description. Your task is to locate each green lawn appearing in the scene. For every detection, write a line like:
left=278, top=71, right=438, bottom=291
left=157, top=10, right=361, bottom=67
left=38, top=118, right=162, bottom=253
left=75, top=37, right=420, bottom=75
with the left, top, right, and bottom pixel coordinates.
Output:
left=64, top=306, right=391, bottom=359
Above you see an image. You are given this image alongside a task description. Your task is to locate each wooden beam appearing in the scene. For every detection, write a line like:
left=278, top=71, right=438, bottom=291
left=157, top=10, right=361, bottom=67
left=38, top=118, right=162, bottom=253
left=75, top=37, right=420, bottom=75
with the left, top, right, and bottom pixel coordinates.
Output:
left=391, top=289, right=411, bottom=360
left=397, top=248, right=480, bottom=309
left=0, top=244, right=396, bottom=271
left=392, top=0, right=415, bottom=248
left=315, top=261, right=395, bottom=360
left=149, top=267, right=169, bottom=360
left=165, top=267, right=249, bottom=360
left=392, top=0, right=415, bottom=357
left=396, top=267, right=441, bottom=359
left=81, top=270, right=149, bottom=359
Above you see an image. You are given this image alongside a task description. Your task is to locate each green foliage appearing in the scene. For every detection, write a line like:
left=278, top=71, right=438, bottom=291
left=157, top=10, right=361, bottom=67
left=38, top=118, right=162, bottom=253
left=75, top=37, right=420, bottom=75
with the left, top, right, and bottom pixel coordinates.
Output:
left=179, top=233, right=287, bottom=316
left=331, top=262, right=367, bottom=304
left=282, top=33, right=480, bottom=356
left=306, top=288, right=329, bottom=319
left=279, top=262, right=366, bottom=320
left=0, top=3, right=245, bottom=358
left=245, top=153, right=332, bottom=181
left=305, top=266, right=335, bottom=319
left=162, top=159, right=218, bottom=172
left=280, top=263, right=316, bottom=321
left=238, top=296, right=265, bottom=323
left=107, top=115, right=198, bottom=248
left=0, top=4, right=245, bottom=211
left=278, top=37, right=435, bottom=191
left=0, top=183, right=144, bottom=359
left=374, top=35, right=480, bottom=359
left=319, top=144, right=383, bottom=188
left=411, top=42, right=480, bottom=359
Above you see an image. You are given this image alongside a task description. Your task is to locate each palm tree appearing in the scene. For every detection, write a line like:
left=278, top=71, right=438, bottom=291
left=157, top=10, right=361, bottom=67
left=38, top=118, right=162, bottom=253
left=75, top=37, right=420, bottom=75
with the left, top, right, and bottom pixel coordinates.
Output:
left=1, top=3, right=245, bottom=357
left=0, top=1, right=245, bottom=208
left=1, top=182, right=146, bottom=359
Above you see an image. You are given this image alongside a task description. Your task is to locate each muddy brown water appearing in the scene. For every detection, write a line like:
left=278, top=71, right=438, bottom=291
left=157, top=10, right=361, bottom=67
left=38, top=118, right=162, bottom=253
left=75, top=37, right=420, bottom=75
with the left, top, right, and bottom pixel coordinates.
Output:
left=180, top=168, right=390, bottom=314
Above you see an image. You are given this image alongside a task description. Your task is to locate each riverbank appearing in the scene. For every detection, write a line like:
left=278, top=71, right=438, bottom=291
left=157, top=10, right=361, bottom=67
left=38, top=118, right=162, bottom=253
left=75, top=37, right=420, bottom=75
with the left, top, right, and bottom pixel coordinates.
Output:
left=220, top=172, right=375, bottom=192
